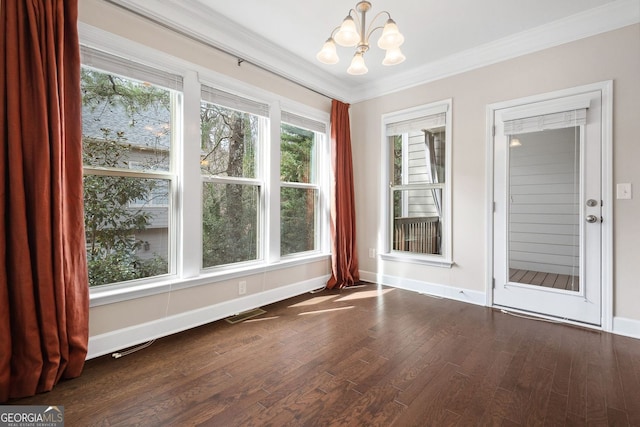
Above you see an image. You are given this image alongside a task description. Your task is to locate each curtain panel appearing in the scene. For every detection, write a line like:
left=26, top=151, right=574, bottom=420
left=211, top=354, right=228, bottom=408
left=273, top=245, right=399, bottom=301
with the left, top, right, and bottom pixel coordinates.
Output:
left=1, top=0, right=89, bottom=401
left=327, top=100, right=359, bottom=289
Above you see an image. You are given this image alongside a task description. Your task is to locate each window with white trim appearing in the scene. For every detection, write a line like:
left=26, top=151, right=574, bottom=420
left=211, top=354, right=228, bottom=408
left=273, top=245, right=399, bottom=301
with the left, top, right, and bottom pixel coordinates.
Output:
left=80, top=47, right=180, bottom=287
left=383, top=100, right=452, bottom=266
left=200, top=86, right=268, bottom=268
left=80, top=43, right=330, bottom=297
left=280, top=112, right=326, bottom=256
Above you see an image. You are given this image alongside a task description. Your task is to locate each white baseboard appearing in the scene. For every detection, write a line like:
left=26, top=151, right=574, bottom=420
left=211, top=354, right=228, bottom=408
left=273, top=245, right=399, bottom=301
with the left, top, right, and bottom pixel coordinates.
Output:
left=613, top=316, right=640, bottom=340
left=361, top=270, right=640, bottom=341
left=89, top=272, right=639, bottom=359
left=359, top=270, right=486, bottom=306
left=87, top=275, right=329, bottom=359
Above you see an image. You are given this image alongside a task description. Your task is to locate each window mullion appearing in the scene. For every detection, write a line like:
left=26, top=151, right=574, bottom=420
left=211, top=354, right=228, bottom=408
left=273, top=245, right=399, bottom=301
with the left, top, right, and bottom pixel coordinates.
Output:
left=180, top=70, right=203, bottom=278
left=391, top=183, right=445, bottom=191
left=266, top=102, right=282, bottom=263
left=280, top=181, right=319, bottom=190
left=202, top=175, right=262, bottom=186
left=83, top=166, right=174, bottom=180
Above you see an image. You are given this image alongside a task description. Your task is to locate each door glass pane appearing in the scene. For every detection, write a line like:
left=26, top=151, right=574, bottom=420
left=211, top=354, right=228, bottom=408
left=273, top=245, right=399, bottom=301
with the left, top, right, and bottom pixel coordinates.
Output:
left=508, top=127, right=580, bottom=292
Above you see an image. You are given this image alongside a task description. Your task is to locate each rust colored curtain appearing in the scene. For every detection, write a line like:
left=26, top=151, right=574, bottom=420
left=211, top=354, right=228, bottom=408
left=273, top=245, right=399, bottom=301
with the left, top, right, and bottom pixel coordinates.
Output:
left=327, top=100, right=359, bottom=289
left=0, top=0, right=89, bottom=402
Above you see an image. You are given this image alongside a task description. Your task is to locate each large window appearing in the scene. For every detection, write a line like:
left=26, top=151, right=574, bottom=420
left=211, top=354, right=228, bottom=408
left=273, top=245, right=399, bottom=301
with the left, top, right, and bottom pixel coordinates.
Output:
left=200, top=86, right=268, bottom=268
left=80, top=46, right=329, bottom=297
left=383, top=100, right=452, bottom=266
left=280, top=113, right=325, bottom=256
left=80, top=48, right=181, bottom=287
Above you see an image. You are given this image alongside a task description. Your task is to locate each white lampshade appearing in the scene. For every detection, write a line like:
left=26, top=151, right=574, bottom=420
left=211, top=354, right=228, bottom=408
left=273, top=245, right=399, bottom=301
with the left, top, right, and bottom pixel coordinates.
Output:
left=347, top=53, right=368, bottom=75
left=509, top=137, right=522, bottom=147
left=382, top=47, right=406, bottom=66
left=377, top=19, right=404, bottom=50
left=316, top=38, right=339, bottom=64
left=334, top=16, right=360, bottom=47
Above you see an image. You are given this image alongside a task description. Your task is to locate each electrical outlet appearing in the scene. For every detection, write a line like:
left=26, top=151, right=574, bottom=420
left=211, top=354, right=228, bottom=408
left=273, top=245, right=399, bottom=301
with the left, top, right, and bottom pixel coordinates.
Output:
left=238, top=281, right=247, bottom=295
left=368, top=248, right=376, bottom=258
left=617, top=183, right=632, bottom=200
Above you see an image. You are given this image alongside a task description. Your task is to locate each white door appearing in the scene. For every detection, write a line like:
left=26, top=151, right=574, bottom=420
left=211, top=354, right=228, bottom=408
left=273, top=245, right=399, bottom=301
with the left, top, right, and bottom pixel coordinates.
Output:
left=493, top=90, right=603, bottom=325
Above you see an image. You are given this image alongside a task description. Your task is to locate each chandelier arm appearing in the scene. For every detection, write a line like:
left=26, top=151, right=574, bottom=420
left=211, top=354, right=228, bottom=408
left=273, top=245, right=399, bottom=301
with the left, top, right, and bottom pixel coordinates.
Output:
left=328, top=25, right=342, bottom=38
left=349, top=8, right=364, bottom=44
left=348, top=8, right=360, bottom=29
left=363, top=11, right=391, bottom=45
left=369, top=11, right=392, bottom=25
left=365, top=25, right=385, bottom=43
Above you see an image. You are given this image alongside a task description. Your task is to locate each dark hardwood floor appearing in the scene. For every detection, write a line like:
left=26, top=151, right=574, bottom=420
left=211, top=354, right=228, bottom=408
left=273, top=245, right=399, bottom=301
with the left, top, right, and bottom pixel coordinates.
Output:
left=11, top=284, right=640, bottom=426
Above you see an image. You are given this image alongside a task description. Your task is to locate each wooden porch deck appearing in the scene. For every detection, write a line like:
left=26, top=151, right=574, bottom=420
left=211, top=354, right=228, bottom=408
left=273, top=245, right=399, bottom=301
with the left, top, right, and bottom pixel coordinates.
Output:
left=509, top=269, right=580, bottom=291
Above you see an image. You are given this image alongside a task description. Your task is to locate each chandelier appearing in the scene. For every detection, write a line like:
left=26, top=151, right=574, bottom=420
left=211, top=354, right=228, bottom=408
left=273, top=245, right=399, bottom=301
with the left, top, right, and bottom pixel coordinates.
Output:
left=316, top=1, right=405, bottom=75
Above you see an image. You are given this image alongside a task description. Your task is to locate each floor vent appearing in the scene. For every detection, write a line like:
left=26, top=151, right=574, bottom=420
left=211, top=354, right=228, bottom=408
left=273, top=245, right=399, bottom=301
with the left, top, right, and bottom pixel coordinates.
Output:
left=225, top=308, right=266, bottom=324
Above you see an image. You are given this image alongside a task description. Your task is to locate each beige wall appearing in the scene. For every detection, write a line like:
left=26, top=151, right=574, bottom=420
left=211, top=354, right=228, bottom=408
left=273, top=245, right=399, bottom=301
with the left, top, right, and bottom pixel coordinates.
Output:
left=351, top=24, right=640, bottom=322
left=88, top=260, right=330, bottom=336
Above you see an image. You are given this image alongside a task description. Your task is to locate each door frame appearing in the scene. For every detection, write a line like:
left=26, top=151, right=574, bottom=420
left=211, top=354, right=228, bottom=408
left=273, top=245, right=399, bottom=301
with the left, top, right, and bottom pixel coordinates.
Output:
left=485, top=81, right=613, bottom=331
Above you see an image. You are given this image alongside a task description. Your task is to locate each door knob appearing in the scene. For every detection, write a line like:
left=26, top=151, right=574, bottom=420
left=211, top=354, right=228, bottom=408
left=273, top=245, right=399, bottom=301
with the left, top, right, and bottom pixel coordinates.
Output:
left=586, top=215, right=598, bottom=223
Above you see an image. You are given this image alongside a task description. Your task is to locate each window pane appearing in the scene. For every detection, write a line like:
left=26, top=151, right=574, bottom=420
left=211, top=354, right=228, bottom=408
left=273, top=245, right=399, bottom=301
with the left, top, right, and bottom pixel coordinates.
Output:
left=200, top=102, right=258, bottom=178
left=81, top=68, right=171, bottom=171
left=83, top=175, right=170, bottom=287
left=391, top=128, right=446, bottom=187
left=281, top=187, right=318, bottom=256
left=281, top=124, right=316, bottom=183
left=392, top=135, right=403, bottom=185
left=425, top=128, right=446, bottom=184
left=81, top=66, right=174, bottom=287
left=388, top=117, right=447, bottom=257
left=202, top=182, right=259, bottom=267
left=392, top=188, right=442, bottom=255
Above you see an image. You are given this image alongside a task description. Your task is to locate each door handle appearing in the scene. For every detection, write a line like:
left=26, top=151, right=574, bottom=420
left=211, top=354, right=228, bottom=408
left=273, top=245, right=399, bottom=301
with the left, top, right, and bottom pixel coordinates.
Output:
left=586, top=215, right=598, bottom=223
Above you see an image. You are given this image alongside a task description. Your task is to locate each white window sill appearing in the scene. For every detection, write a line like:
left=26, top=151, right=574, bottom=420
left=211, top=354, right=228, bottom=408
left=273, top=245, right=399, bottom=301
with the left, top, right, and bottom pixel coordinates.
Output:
left=380, top=253, right=454, bottom=268
left=89, top=253, right=331, bottom=307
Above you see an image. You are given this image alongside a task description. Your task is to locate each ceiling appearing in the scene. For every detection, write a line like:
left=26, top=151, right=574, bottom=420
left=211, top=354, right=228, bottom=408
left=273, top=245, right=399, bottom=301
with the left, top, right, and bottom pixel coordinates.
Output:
left=105, top=0, right=638, bottom=102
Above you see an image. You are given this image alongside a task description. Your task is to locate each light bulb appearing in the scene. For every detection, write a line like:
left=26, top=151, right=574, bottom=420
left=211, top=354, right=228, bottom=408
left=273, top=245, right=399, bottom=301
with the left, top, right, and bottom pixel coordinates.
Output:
left=377, top=19, right=404, bottom=50
left=316, top=38, right=339, bottom=64
left=347, top=53, right=368, bottom=75
left=334, top=16, right=360, bottom=47
left=382, top=47, right=406, bottom=66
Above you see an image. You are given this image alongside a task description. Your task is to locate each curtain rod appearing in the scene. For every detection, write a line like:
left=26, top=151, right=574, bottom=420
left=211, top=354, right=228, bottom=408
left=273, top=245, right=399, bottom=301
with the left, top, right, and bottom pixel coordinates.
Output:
left=104, top=0, right=333, bottom=100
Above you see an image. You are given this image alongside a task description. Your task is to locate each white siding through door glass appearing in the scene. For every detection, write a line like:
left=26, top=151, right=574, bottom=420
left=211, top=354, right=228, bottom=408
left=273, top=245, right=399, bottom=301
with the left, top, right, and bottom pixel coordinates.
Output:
left=509, top=127, right=580, bottom=276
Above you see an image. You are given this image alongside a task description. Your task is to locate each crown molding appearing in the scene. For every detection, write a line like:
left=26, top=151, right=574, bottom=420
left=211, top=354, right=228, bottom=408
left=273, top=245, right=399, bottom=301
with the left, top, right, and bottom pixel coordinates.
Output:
left=104, top=0, right=352, bottom=101
left=103, top=0, right=639, bottom=104
left=78, top=22, right=328, bottom=116
left=351, top=0, right=640, bottom=102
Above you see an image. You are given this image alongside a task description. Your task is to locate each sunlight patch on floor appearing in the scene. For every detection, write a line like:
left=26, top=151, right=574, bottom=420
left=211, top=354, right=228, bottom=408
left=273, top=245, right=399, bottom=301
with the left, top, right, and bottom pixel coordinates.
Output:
left=334, top=288, right=394, bottom=302
left=297, top=306, right=355, bottom=316
left=288, top=295, right=338, bottom=308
